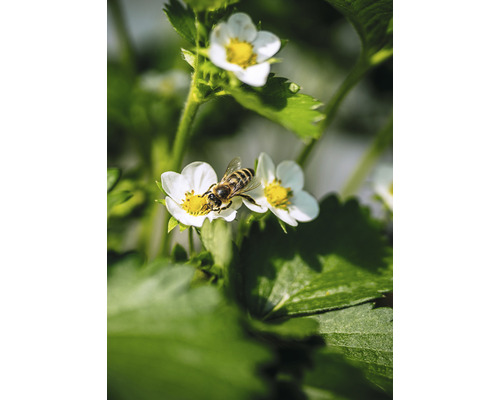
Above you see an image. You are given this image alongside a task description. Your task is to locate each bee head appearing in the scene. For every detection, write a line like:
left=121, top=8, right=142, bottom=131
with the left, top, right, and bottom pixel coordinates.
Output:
left=207, top=193, right=222, bottom=208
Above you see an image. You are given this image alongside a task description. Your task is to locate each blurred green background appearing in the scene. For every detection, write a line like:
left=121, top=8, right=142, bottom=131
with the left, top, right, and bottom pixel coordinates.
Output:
left=107, top=0, right=393, bottom=256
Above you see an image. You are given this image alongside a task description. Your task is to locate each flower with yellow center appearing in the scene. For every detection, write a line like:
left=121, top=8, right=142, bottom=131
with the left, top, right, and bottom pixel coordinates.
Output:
left=161, top=162, right=240, bottom=227
left=209, top=13, right=281, bottom=87
left=373, top=164, right=393, bottom=212
left=243, top=153, right=319, bottom=227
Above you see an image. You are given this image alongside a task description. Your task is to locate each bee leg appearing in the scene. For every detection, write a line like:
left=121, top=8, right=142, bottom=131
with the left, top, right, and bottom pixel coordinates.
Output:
left=218, top=201, right=233, bottom=213
left=240, top=194, right=261, bottom=208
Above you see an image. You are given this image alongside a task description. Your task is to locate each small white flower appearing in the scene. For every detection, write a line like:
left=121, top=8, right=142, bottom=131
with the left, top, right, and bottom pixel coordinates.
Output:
left=373, top=164, right=393, bottom=211
left=243, top=152, right=319, bottom=226
left=209, top=12, right=281, bottom=87
left=161, top=162, right=239, bottom=227
left=139, top=70, right=190, bottom=97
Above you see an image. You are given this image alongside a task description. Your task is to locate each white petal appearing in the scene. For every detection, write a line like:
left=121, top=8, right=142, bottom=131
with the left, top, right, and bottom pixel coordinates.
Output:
left=242, top=195, right=268, bottom=213
left=230, top=196, right=243, bottom=210
left=288, top=191, right=319, bottom=222
left=161, top=171, right=191, bottom=203
left=227, top=13, right=257, bottom=42
left=216, top=208, right=238, bottom=222
left=181, top=162, right=217, bottom=194
left=208, top=41, right=242, bottom=72
left=252, top=31, right=281, bottom=63
left=234, top=62, right=270, bottom=87
left=276, top=161, right=304, bottom=191
left=270, top=207, right=298, bottom=227
left=256, top=152, right=276, bottom=184
left=165, top=197, right=204, bottom=227
left=210, top=22, right=231, bottom=46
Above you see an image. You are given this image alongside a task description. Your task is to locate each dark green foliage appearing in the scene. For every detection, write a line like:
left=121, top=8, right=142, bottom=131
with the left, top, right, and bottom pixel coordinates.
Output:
left=237, top=195, right=393, bottom=320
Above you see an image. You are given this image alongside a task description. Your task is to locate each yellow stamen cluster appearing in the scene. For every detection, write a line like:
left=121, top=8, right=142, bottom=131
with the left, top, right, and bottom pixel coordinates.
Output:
left=226, top=39, right=257, bottom=69
left=182, top=190, right=210, bottom=216
left=264, top=179, right=292, bottom=210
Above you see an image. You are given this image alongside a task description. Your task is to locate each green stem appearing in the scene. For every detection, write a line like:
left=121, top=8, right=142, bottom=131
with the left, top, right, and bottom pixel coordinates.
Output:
left=188, top=227, right=195, bottom=257
left=169, top=18, right=203, bottom=172
left=296, top=57, right=371, bottom=167
left=340, top=113, right=393, bottom=199
left=108, top=0, right=136, bottom=74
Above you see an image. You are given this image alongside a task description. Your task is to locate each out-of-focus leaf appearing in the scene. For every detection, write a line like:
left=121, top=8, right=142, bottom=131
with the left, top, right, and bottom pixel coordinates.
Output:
left=200, top=218, right=232, bottom=269
left=308, top=303, right=393, bottom=393
left=163, top=0, right=197, bottom=45
left=250, top=317, right=319, bottom=340
left=107, top=168, right=121, bottom=192
left=225, top=76, right=325, bottom=141
left=303, top=348, right=390, bottom=400
left=238, top=195, right=392, bottom=320
left=324, top=0, right=393, bottom=65
left=108, top=260, right=272, bottom=400
left=184, top=0, right=238, bottom=12
left=107, top=191, right=133, bottom=215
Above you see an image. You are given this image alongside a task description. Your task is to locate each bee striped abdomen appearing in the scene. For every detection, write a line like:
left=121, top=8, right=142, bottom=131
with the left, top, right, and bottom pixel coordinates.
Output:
left=227, top=168, right=254, bottom=191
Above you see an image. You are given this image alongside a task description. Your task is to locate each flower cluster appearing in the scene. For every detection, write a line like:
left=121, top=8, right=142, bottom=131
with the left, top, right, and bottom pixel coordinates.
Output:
left=161, top=153, right=319, bottom=228
left=209, top=13, right=281, bottom=87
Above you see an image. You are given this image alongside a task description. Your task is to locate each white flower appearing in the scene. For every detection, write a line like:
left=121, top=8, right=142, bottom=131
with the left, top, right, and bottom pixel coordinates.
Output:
left=139, top=70, right=190, bottom=97
left=161, top=162, right=240, bottom=227
left=243, top=153, right=319, bottom=226
left=209, top=13, right=281, bottom=87
left=373, top=164, right=393, bottom=211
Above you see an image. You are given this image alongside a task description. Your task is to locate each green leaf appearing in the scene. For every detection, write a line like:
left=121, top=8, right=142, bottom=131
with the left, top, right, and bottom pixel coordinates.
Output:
left=225, top=76, right=325, bottom=141
left=171, top=243, right=188, bottom=262
left=107, top=168, right=120, bottom=192
left=250, top=317, right=319, bottom=340
left=107, top=191, right=133, bottom=215
left=309, top=303, right=393, bottom=393
left=238, top=195, right=392, bottom=320
left=183, top=0, right=238, bottom=12
left=303, top=348, right=390, bottom=400
left=200, top=218, right=232, bottom=269
left=324, top=0, right=393, bottom=65
left=163, top=0, right=197, bottom=45
left=108, top=260, right=272, bottom=400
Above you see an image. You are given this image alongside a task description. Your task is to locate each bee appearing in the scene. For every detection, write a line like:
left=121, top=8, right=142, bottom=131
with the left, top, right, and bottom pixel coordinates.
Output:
left=203, top=157, right=261, bottom=212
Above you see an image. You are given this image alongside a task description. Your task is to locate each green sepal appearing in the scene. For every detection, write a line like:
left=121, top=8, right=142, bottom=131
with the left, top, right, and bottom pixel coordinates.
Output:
left=155, top=199, right=166, bottom=206
left=277, top=218, right=288, bottom=234
left=167, top=216, right=189, bottom=233
left=168, top=216, right=179, bottom=233
left=181, top=48, right=196, bottom=69
left=155, top=180, right=167, bottom=196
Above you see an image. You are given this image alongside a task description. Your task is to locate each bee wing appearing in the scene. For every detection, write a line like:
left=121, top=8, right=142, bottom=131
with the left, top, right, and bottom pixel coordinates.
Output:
left=241, top=176, right=261, bottom=193
left=221, top=157, right=242, bottom=181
